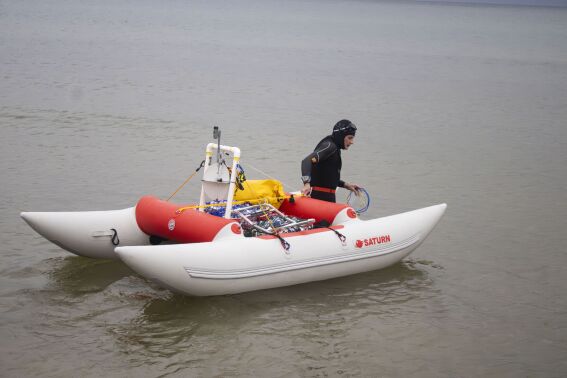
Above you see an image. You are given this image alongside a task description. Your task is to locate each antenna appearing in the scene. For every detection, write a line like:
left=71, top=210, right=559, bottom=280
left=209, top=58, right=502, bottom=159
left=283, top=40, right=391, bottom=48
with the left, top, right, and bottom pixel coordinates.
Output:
left=213, top=126, right=221, bottom=164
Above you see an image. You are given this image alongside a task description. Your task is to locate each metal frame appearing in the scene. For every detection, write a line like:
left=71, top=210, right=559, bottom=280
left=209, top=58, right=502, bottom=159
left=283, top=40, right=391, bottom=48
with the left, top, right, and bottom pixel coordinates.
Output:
left=232, top=203, right=315, bottom=234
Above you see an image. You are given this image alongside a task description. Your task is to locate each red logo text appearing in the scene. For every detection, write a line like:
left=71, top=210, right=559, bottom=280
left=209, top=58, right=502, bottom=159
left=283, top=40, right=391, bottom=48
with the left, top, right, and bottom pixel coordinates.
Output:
left=355, top=235, right=391, bottom=248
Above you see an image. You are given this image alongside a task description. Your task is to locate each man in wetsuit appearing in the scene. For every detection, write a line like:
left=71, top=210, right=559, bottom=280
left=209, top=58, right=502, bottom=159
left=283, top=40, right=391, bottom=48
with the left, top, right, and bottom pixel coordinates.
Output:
left=301, top=119, right=361, bottom=202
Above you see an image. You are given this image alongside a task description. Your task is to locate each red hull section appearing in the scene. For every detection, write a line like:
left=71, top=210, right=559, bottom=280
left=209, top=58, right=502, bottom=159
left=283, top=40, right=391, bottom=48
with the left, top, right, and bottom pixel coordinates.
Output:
left=135, top=196, right=236, bottom=243
left=279, top=196, right=351, bottom=224
left=136, top=195, right=351, bottom=244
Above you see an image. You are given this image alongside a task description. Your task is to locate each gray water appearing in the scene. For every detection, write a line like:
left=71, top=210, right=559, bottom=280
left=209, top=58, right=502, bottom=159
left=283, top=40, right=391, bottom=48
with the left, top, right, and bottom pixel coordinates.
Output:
left=2, top=0, right=567, bottom=376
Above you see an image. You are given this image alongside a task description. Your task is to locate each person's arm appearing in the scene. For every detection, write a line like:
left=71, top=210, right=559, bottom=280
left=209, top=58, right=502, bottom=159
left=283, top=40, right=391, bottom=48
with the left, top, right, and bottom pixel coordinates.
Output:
left=301, top=155, right=314, bottom=185
left=343, top=182, right=361, bottom=194
left=301, top=155, right=314, bottom=195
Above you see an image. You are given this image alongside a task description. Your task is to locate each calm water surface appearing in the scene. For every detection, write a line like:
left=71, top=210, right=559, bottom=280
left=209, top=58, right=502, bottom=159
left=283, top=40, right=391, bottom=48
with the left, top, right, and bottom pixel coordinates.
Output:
left=1, top=0, right=567, bottom=376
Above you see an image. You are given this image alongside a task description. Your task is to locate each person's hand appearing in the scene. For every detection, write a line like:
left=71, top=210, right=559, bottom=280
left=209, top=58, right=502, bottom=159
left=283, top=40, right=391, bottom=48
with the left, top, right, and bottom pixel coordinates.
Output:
left=301, top=183, right=312, bottom=196
left=344, top=183, right=361, bottom=195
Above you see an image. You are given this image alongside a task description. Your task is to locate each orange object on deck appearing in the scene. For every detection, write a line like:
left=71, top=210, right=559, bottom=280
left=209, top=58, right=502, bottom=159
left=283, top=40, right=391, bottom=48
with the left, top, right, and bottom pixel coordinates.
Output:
left=279, top=195, right=350, bottom=224
left=135, top=196, right=236, bottom=243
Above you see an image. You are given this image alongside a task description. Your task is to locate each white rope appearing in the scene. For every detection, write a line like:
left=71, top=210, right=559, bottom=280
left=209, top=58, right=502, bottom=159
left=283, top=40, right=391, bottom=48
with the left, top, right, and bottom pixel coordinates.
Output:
left=244, top=163, right=295, bottom=191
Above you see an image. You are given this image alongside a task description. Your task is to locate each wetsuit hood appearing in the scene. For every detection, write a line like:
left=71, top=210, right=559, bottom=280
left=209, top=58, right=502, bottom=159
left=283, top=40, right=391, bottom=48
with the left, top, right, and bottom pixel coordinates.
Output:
left=332, top=133, right=345, bottom=149
left=332, top=119, right=356, bottom=149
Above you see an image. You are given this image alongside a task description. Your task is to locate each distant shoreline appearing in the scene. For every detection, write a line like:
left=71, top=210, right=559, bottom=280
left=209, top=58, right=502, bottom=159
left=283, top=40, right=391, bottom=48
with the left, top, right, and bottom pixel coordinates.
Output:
left=413, top=0, right=567, bottom=8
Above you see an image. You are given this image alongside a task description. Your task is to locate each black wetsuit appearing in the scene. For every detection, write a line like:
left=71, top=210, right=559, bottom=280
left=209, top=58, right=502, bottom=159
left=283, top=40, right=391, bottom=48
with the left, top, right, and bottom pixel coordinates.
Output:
left=301, top=135, right=345, bottom=203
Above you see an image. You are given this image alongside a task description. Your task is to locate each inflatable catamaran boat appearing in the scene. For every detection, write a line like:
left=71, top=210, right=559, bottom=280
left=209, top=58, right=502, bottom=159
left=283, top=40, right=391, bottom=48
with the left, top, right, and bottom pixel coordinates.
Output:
left=21, top=128, right=446, bottom=296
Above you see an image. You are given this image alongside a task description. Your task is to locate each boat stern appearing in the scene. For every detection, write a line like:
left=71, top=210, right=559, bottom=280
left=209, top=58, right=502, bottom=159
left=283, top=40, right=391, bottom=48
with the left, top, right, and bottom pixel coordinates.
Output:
left=20, top=207, right=149, bottom=259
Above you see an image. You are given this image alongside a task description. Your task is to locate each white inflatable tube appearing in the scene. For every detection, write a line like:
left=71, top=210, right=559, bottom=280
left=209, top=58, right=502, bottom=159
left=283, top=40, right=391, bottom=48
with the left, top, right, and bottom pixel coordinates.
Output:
left=20, top=207, right=149, bottom=259
left=115, top=203, right=447, bottom=296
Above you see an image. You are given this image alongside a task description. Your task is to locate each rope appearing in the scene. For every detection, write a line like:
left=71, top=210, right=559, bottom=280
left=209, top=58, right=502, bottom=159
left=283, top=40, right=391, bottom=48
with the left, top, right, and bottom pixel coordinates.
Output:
left=166, top=160, right=205, bottom=202
left=243, top=163, right=295, bottom=191
left=346, top=187, right=370, bottom=214
left=174, top=195, right=294, bottom=214
left=324, top=226, right=347, bottom=245
left=272, top=232, right=291, bottom=252
left=174, top=163, right=305, bottom=214
left=251, top=224, right=291, bottom=252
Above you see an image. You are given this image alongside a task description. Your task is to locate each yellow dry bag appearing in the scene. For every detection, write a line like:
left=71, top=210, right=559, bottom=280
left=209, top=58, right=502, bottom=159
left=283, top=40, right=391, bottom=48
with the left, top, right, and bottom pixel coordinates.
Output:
left=234, top=179, right=286, bottom=208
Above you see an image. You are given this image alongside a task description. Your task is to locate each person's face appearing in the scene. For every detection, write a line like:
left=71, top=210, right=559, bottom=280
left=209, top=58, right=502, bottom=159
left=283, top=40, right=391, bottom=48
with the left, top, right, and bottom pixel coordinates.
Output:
left=344, top=135, right=355, bottom=150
